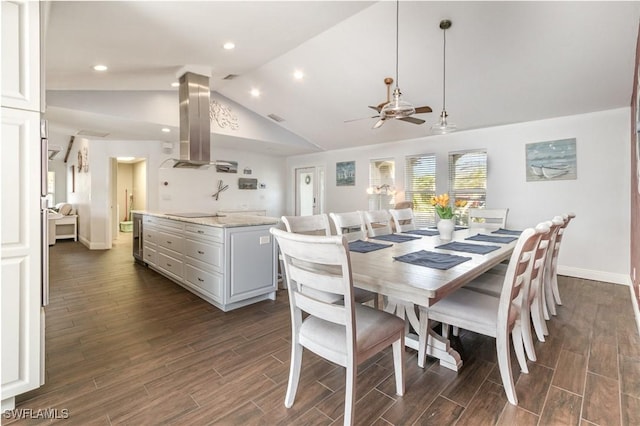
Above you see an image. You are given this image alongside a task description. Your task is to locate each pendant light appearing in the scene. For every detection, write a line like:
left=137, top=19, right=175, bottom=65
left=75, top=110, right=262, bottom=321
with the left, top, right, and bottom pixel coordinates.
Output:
left=379, top=0, right=415, bottom=122
left=431, top=19, right=457, bottom=135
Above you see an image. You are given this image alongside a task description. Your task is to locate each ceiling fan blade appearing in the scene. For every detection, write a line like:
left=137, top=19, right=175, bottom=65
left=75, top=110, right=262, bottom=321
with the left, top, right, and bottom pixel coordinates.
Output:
left=414, top=106, right=433, bottom=114
left=368, top=105, right=382, bottom=113
left=344, top=115, right=380, bottom=123
left=398, top=116, right=426, bottom=125
left=372, top=118, right=386, bottom=129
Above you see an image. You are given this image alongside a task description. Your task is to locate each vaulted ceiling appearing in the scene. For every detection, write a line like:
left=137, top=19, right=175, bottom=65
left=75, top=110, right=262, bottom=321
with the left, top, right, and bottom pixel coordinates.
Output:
left=44, top=1, right=640, bottom=155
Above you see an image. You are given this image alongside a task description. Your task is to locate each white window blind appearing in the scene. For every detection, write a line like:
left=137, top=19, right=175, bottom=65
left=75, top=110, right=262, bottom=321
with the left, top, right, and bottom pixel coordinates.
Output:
left=448, top=150, right=487, bottom=225
left=405, top=154, right=436, bottom=227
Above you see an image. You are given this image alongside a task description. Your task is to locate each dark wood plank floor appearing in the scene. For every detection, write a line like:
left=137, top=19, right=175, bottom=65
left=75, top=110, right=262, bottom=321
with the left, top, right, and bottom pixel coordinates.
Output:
left=6, top=233, right=640, bottom=425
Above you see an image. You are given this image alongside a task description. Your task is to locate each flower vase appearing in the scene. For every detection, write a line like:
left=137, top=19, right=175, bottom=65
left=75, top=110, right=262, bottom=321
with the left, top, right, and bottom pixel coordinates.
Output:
left=437, top=218, right=455, bottom=241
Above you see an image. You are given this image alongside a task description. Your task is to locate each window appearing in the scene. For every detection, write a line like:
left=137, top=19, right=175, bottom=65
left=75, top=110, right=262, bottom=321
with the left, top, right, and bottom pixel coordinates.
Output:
left=368, top=159, right=395, bottom=210
left=46, top=171, right=55, bottom=207
left=448, top=150, right=487, bottom=225
left=405, top=154, right=436, bottom=227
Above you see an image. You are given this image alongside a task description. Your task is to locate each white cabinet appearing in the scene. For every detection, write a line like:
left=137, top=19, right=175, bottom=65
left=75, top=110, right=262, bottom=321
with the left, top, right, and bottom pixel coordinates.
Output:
left=1, top=0, right=43, bottom=411
left=140, top=216, right=277, bottom=311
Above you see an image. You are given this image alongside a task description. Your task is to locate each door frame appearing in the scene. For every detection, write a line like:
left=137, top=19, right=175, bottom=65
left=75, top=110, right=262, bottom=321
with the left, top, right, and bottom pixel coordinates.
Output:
left=294, top=166, right=325, bottom=216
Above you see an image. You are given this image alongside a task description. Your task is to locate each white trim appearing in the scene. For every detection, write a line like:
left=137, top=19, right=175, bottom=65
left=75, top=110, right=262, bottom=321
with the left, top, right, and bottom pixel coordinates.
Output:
left=631, top=284, right=640, bottom=336
left=558, top=266, right=630, bottom=285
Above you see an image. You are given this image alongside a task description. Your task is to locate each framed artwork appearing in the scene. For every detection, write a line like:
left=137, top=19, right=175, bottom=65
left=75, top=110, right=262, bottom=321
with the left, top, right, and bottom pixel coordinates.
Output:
left=216, top=160, right=238, bottom=173
left=336, top=161, right=355, bottom=186
left=525, top=138, right=577, bottom=182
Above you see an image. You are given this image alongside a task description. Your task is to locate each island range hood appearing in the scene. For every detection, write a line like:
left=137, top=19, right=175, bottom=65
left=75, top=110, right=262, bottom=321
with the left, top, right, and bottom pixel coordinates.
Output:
left=167, top=71, right=214, bottom=169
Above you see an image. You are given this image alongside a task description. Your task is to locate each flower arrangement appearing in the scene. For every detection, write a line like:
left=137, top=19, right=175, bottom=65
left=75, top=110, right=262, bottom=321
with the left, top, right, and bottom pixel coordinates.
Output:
left=431, top=193, right=467, bottom=219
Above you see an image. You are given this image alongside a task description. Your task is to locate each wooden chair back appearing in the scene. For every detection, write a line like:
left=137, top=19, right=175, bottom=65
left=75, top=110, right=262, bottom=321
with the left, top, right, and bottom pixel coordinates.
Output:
left=329, top=211, right=366, bottom=242
left=360, top=210, right=393, bottom=237
left=389, top=208, right=416, bottom=232
left=282, top=214, right=331, bottom=236
left=468, top=208, right=509, bottom=230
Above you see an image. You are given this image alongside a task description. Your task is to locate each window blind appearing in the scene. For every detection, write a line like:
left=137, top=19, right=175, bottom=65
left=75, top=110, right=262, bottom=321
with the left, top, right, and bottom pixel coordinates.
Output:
left=448, top=150, right=487, bottom=225
left=405, top=154, right=436, bottom=227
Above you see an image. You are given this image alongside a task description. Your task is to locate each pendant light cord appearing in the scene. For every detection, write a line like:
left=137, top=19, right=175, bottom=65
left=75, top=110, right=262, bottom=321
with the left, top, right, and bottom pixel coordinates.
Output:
left=442, top=26, right=447, bottom=110
left=395, top=0, right=399, bottom=88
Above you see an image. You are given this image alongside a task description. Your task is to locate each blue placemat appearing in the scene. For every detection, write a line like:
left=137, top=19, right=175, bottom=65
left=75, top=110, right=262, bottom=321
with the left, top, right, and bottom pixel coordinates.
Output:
left=466, top=234, right=518, bottom=244
left=402, top=229, right=439, bottom=236
left=394, top=250, right=471, bottom=270
left=436, top=241, right=501, bottom=255
left=371, top=234, right=421, bottom=243
left=428, top=226, right=468, bottom=231
left=492, top=228, right=523, bottom=236
left=348, top=240, right=392, bottom=253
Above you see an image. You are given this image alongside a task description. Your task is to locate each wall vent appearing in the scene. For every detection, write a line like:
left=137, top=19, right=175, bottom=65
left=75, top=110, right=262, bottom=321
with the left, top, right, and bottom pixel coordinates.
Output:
left=77, top=129, right=110, bottom=138
left=267, top=113, right=285, bottom=122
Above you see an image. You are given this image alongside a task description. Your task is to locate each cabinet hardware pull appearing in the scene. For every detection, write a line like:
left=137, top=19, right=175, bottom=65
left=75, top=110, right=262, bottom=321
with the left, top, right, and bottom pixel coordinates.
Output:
left=197, top=230, right=204, bottom=234
left=198, top=250, right=205, bottom=254
left=166, top=241, right=171, bottom=244
left=198, top=278, right=204, bottom=282
left=167, top=263, right=172, bottom=267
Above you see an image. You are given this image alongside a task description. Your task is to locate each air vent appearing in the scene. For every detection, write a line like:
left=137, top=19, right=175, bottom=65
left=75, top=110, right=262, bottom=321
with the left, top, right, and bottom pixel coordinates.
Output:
left=77, top=129, right=110, bottom=138
left=268, top=113, right=285, bottom=123
left=223, top=74, right=239, bottom=80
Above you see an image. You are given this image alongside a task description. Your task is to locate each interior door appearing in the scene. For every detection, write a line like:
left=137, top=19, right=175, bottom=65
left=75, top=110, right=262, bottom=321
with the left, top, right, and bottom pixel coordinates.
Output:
left=295, top=166, right=324, bottom=216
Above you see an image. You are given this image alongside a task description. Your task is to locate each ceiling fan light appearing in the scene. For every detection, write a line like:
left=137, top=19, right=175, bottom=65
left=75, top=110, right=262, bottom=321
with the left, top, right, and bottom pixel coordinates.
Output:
left=431, top=110, right=457, bottom=135
left=380, top=87, right=415, bottom=119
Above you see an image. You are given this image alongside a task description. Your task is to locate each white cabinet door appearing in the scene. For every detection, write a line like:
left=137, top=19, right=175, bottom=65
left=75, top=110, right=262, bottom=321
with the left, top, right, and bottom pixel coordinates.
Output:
left=1, top=0, right=40, bottom=111
left=227, top=227, right=276, bottom=303
left=1, top=108, right=42, bottom=405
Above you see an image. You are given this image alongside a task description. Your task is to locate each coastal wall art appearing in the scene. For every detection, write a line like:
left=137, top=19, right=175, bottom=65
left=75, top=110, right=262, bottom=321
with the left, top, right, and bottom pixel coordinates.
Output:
left=336, top=161, right=355, bottom=186
left=525, top=138, right=577, bottom=182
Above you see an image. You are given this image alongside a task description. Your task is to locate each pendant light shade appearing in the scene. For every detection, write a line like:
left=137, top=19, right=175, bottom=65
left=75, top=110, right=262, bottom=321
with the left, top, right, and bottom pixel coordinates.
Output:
left=431, top=19, right=457, bottom=135
left=381, top=0, right=415, bottom=121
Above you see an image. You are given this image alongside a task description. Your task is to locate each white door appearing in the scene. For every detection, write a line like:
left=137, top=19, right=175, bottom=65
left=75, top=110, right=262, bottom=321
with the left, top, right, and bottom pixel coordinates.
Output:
left=295, top=167, right=324, bottom=216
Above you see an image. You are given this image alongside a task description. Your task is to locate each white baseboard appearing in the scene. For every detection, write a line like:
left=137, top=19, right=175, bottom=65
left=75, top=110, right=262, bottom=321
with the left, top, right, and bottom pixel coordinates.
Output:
left=79, top=236, right=109, bottom=250
left=558, top=265, right=630, bottom=285
left=631, top=285, right=640, bottom=336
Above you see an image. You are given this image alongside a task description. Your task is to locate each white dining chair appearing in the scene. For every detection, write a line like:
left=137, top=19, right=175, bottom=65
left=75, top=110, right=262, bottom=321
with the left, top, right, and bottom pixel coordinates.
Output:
left=283, top=214, right=378, bottom=308
left=389, top=208, right=417, bottom=233
left=543, top=212, right=575, bottom=317
left=270, top=228, right=405, bottom=425
left=468, top=208, right=509, bottom=230
left=329, top=211, right=367, bottom=242
left=360, top=210, right=393, bottom=237
left=418, top=223, right=548, bottom=405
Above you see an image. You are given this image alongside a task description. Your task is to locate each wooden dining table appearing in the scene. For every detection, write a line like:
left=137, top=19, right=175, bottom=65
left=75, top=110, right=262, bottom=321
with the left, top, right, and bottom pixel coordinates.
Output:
left=348, top=227, right=518, bottom=371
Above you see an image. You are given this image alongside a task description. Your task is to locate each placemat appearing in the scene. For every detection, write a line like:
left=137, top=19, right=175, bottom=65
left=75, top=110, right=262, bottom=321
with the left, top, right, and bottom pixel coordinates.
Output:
left=348, top=240, right=392, bottom=253
left=436, top=241, right=501, bottom=255
left=466, top=234, right=518, bottom=244
left=492, top=228, right=523, bottom=236
left=393, top=250, right=471, bottom=270
left=428, top=226, right=468, bottom=231
left=401, top=229, right=439, bottom=236
left=371, top=234, right=421, bottom=243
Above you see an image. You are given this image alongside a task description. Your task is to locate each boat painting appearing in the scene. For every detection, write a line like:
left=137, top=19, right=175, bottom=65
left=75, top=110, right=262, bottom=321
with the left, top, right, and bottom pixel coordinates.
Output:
left=526, top=138, right=577, bottom=181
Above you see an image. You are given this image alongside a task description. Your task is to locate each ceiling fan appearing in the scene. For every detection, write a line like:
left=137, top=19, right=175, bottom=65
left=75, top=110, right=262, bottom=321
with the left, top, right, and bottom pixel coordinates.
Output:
left=345, top=77, right=432, bottom=128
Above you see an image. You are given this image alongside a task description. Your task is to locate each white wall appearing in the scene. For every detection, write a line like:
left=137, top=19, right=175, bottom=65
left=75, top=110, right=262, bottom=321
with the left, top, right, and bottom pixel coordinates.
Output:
left=286, top=108, right=631, bottom=284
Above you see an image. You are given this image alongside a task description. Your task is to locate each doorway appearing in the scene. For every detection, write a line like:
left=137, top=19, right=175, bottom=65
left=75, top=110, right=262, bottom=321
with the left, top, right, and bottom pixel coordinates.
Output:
left=295, top=166, right=324, bottom=216
left=110, top=157, right=147, bottom=245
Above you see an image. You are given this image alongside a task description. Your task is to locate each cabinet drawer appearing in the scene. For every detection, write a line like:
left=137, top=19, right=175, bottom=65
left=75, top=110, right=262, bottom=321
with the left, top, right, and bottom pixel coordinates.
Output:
left=157, top=231, right=184, bottom=252
left=157, top=252, right=183, bottom=278
left=143, top=246, right=157, bottom=265
left=184, top=239, right=223, bottom=271
left=185, top=265, right=222, bottom=301
left=185, top=224, right=223, bottom=242
left=144, top=228, right=158, bottom=245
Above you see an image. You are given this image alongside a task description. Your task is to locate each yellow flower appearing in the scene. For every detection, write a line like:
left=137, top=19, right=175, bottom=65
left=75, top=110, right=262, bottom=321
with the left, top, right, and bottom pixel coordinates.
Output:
left=433, top=193, right=467, bottom=219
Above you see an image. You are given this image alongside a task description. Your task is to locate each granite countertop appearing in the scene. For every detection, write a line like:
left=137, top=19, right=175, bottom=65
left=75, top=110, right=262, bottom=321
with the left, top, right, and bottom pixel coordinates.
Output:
left=133, top=211, right=280, bottom=228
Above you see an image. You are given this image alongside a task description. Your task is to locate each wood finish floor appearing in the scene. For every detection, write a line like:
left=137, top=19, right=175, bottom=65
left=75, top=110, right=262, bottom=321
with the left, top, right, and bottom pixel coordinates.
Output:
left=7, top=234, right=640, bottom=425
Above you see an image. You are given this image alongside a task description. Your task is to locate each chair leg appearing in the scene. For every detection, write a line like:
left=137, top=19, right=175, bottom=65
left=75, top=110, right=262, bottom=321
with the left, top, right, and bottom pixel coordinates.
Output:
left=452, top=326, right=460, bottom=337
left=392, top=337, right=405, bottom=396
left=441, top=323, right=450, bottom=339
left=374, top=293, right=380, bottom=310
left=344, top=362, right=357, bottom=426
left=531, top=296, right=548, bottom=341
left=511, top=323, right=529, bottom=374
left=544, top=275, right=557, bottom=316
left=417, top=307, right=429, bottom=369
left=284, top=342, right=303, bottom=408
left=551, top=273, right=562, bottom=306
left=496, top=332, right=518, bottom=405
left=519, top=314, right=537, bottom=362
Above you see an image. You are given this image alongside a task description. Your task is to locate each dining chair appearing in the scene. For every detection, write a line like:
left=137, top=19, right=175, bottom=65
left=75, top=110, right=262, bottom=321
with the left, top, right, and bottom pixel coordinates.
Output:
left=389, top=208, right=417, bottom=233
left=393, top=200, right=413, bottom=210
left=543, top=212, right=576, bottom=317
left=463, top=220, right=558, bottom=365
left=270, top=228, right=405, bottom=425
left=468, top=208, right=509, bottom=230
left=283, top=214, right=378, bottom=307
left=418, top=223, right=548, bottom=405
left=329, top=211, right=367, bottom=242
left=360, top=210, right=393, bottom=237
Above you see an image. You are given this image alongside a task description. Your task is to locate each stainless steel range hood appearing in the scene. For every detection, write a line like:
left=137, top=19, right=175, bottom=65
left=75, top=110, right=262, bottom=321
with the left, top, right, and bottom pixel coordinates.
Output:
left=172, top=71, right=212, bottom=169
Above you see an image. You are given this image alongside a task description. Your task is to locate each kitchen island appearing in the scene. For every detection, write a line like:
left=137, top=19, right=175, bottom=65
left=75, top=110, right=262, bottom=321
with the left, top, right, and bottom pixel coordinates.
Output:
left=133, top=211, right=280, bottom=312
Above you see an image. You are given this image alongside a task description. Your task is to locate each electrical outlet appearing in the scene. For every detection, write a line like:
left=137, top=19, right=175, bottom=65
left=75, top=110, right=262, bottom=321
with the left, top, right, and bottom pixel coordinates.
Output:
left=259, top=236, right=270, bottom=245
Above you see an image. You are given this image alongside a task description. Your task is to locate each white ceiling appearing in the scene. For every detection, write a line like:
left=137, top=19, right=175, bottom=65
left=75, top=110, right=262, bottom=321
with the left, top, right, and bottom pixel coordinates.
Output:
left=44, top=1, right=640, bottom=155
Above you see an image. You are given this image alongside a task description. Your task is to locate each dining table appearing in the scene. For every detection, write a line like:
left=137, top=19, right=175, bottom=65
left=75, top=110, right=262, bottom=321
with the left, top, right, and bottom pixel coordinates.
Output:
left=348, top=226, right=519, bottom=371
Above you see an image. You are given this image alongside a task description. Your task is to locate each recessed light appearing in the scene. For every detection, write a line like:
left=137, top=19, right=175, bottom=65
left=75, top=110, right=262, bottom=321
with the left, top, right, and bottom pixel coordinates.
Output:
left=293, top=70, right=304, bottom=80
left=93, top=64, right=108, bottom=72
left=250, top=88, right=260, bottom=97
left=161, top=128, right=171, bottom=133
left=171, top=82, right=179, bottom=88
left=223, top=42, right=235, bottom=50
